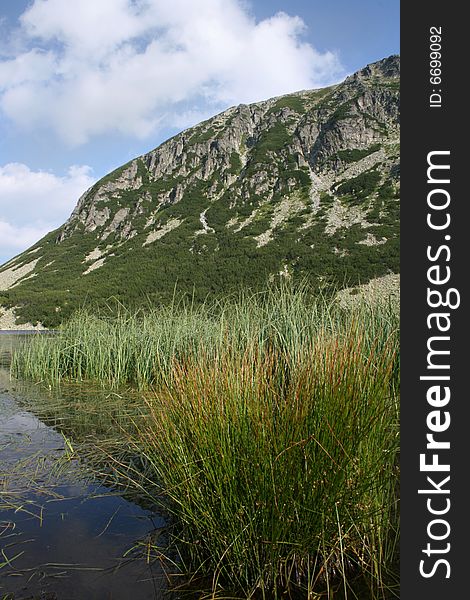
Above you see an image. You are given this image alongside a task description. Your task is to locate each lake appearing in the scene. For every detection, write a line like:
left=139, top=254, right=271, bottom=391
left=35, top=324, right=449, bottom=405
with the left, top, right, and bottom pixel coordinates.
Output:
left=0, top=333, right=167, bottom=600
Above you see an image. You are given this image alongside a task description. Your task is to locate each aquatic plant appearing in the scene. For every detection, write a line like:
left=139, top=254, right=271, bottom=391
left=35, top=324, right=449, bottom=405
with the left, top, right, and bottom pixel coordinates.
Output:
left=12, top=287, right=399, bottom=598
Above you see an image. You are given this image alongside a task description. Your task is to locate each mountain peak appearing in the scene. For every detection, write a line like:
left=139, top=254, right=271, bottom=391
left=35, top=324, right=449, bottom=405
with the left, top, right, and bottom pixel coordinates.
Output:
left=348, top=54, right=400, bottom=83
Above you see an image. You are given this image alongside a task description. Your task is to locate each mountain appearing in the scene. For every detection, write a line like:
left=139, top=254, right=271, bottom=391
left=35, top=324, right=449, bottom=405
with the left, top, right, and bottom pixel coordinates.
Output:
left=0, top=56, right=399, bottom=328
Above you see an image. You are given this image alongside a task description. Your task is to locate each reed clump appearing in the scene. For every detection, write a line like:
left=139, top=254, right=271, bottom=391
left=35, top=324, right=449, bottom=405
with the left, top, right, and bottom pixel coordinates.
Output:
left=12, top=287, right=399, bottom=598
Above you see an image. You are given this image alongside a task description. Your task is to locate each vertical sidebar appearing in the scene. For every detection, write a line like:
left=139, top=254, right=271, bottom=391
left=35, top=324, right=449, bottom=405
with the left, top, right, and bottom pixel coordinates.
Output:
left=401, top=4, right=467, bottom=598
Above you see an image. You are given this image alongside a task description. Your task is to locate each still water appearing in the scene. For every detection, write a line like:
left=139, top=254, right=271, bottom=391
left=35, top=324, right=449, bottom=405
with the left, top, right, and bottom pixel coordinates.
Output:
left=0, top=333, right=166, bottom=600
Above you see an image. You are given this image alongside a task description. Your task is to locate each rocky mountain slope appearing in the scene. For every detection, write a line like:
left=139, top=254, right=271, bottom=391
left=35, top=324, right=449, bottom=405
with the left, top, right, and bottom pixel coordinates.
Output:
left=0, top=56, right=399, bottom=328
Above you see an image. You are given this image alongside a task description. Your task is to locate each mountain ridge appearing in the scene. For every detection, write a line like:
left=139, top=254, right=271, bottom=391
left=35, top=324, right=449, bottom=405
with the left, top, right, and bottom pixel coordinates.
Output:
left=0, top=55, right=399, bottom=328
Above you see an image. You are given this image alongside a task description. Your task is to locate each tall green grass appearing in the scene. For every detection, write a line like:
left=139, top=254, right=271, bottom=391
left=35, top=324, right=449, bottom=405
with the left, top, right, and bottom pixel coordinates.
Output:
left=12, top=288, right=397, bottom=391
left=12, top=287, right=399, bottom=598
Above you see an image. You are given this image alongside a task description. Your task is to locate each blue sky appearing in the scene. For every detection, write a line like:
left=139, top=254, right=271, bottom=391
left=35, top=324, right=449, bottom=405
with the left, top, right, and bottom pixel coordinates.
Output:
left=0, top=0, right=399, bottom=265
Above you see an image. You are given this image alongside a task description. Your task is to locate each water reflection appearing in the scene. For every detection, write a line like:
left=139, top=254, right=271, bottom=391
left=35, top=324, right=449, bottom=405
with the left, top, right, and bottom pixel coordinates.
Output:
left=0, top=333, right=166, bottom=599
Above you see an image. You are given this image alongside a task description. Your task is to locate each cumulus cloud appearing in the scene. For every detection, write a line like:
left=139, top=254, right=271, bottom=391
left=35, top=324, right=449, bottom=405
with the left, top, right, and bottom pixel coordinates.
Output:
left=0, top=163, right=95, bottom=263
left=0, top=220, right=51, bottom=258
left=0, top=0, right=344, bottom=145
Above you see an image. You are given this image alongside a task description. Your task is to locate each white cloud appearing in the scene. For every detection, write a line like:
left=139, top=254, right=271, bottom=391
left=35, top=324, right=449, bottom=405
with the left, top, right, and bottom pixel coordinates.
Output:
left=0, top=162, right=95, bottom=263
left=0, top=0, right=344, bottom=145
left=0, top=220, right=50, bottom=255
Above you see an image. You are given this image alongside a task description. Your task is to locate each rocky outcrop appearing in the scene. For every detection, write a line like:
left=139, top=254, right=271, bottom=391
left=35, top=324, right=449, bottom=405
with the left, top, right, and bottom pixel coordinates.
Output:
left=54, top=56, right=399, bottom=249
